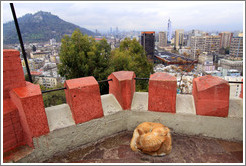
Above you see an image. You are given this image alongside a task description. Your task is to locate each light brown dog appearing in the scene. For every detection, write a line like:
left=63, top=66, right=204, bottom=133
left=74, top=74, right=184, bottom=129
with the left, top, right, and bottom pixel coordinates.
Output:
left=130, top=122, right=172, bottom=156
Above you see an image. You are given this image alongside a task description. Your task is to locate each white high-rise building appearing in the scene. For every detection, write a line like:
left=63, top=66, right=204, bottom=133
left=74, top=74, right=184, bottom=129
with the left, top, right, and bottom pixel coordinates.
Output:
left=167, top=18, right=172, bottom=43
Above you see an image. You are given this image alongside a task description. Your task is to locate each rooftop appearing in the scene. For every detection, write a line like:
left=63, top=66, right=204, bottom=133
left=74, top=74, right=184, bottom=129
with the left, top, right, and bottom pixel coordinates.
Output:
left=155, top=51, right=198, bottom=65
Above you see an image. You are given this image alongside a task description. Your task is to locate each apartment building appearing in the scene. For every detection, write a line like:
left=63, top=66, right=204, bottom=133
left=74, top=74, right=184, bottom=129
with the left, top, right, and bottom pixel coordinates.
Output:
left=159, top=31, right=167, bottom=48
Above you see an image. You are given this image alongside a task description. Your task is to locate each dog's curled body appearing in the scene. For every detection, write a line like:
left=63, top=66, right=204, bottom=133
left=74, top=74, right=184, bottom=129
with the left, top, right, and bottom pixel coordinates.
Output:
left=130, top=122, right=172, bottom=156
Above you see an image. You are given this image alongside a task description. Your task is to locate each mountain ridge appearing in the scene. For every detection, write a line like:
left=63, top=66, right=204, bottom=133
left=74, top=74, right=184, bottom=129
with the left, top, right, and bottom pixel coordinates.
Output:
left=3, top=11, right=99, bottom=44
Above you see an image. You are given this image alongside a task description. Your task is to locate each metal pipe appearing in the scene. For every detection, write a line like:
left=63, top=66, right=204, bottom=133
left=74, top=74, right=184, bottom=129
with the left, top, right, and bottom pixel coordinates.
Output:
left=228, top=81, right=243, bottom=84
left=134, top=77, right=149, bottom=80
left=97, top=79, right=113, bottom=83
left=10, top=3, right=33, bottom=83
left=42, top=87, right=67, bottom=94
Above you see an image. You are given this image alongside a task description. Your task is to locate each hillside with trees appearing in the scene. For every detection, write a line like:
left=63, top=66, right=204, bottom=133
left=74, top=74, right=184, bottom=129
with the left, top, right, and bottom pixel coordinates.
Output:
left=3, top=11, right=99, bottom=44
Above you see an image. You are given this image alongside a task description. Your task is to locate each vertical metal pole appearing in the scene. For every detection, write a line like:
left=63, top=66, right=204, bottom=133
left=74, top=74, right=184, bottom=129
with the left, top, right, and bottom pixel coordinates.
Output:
left=10, top=3, right=33, bottom=83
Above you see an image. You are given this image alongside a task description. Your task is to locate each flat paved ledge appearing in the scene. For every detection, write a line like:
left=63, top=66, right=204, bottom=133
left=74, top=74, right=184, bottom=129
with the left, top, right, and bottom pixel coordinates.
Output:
left=228, top=97, right=243, bottom=118
left=176, top=94, right=196, bottom=115
left=43, top=131, right=243, bottom=163
left=131, top=92, right=148, bottom=111
left=45, top=104, right=75, bottom=131
left=101, top=94, right=122, bottom=116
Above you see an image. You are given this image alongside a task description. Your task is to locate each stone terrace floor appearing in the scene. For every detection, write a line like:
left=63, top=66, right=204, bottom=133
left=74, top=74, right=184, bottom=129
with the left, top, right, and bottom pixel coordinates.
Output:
left=43, top=131, right=244, bottom=163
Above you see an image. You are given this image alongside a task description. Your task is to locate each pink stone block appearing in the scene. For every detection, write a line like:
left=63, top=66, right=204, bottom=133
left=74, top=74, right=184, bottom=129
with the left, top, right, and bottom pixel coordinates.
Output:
left=108, top=71, right=136, bottom=110
left=10, top=83, right=49, bottom=147
left=65, top=76, right=103, bottom=124
left=192, top=75, right=229, bottom=117
left=148, top=72, right=177, bottom=113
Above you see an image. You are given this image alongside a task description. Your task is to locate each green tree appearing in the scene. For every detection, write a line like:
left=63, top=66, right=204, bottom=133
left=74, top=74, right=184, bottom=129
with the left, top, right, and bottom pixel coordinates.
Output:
left=25, top=75, right=66, bottom=107
left=58, top=30, right=153, bottom=94
left=109, top=38, right=153, bottom=91
left=58, top=29, right=112, bottom=94
left=41, top=83, right=67, bottom=107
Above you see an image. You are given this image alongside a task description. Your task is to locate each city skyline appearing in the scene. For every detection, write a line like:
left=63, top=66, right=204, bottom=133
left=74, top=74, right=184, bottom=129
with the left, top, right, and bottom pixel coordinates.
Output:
left=2, top=1, right=244, bottom=33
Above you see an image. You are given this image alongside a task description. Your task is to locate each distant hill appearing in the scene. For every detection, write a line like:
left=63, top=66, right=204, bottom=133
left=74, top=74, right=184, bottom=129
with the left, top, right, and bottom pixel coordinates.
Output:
left=3, top=11, right=100, bottom=44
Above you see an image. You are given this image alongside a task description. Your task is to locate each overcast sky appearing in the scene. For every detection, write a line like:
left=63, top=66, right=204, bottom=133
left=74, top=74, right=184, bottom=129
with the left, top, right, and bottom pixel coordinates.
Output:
left=2, top=1, right=244, bottom=33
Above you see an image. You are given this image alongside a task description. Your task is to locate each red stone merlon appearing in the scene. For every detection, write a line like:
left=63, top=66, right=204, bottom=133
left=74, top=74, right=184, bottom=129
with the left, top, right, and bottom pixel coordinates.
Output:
left=192, top=75, right=230, bottom=117
left=3, top=49, right=50, bottom=151
left=108, top=71, right=136, bottom=110
left=148, top=72, right=177, bottom=113
left=10, top=82, right=50, bottom=147
left=239, top=79, right=243, bottom=99
left=3, top=50, right=26, bottom=99
left=64, top=76, right=104, bottom=124
left=3, top=99, right=25, bottom=153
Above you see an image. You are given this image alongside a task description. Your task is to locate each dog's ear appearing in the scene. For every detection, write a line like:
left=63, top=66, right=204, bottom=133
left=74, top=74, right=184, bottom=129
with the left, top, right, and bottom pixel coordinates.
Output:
left=138, top=129, right=143, bottom=135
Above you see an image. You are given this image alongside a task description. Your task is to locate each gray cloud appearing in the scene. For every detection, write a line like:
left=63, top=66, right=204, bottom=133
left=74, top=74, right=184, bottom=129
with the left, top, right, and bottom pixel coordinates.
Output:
left=2, top=1, right=244, bottom=32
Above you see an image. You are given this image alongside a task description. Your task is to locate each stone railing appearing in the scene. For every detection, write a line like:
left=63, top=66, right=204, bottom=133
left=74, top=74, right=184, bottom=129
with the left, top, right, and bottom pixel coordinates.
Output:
left=2, top=49, right=244, bottom=162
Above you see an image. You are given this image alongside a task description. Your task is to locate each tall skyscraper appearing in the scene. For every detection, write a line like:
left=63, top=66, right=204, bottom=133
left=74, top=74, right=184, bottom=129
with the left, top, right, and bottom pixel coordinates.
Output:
left=174, top=29, right=184, bottom=50
left=219, top=32, right=233, bottom=48
left=159, top=31, right=167, bottom=48
left=141, top=31, right=155, bottom=60
left=167, top=18, right=172, bottom=43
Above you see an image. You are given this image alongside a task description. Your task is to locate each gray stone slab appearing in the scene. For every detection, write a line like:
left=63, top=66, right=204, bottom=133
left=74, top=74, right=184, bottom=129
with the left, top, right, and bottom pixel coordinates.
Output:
left=101, top=94, right=122, bottom=116
left=176, top=94, right=196, bottom=115
left=131, top=92, right=148, bottom=111
left=45, top=104, right=75, bottom=131
left=228, top=97, right=243, bottom=118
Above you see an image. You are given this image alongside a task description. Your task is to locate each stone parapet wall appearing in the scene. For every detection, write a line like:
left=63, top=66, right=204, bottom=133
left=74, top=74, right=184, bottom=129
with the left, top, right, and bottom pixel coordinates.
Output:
left=17, top=94, right=244, bottom=162
left=2, top=49, right=244, bottom=162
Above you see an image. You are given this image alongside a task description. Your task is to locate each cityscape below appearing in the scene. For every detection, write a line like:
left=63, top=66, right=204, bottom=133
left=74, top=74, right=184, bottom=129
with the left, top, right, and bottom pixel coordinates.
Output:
left=3, top=13, right=244, bottom=101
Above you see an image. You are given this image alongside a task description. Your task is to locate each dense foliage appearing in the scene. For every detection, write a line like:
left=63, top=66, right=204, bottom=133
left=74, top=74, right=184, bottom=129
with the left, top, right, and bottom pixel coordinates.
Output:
left=58, top=29, right=112, bottom=94
left=3, top=11, right=98, bottom=44
left=58, top=29, right=153, bottom=93
left=109, top=38, right=153, bottom=91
